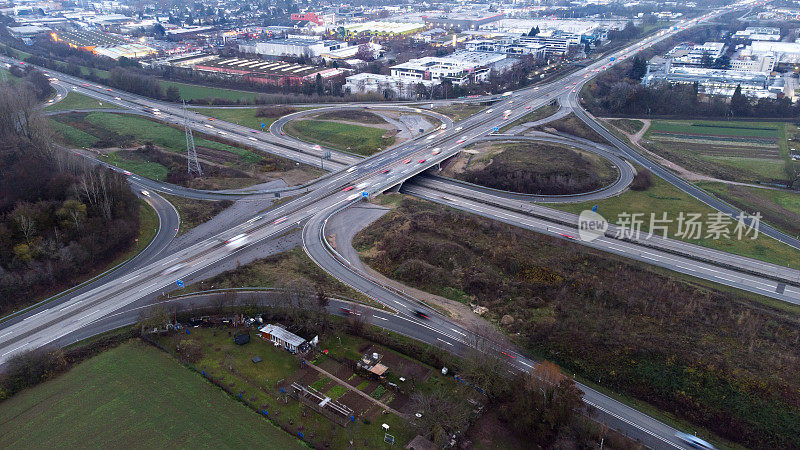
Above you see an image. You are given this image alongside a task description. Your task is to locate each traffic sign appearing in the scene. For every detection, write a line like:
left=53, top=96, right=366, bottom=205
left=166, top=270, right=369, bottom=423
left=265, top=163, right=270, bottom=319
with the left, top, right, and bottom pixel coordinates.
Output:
left=362, top=191, right=370, bottom=198
left=493, top=126, right=499, bottom=132
left=176, top=279, right=184, bottom=288
left=260, top=122, right=266, bottom=129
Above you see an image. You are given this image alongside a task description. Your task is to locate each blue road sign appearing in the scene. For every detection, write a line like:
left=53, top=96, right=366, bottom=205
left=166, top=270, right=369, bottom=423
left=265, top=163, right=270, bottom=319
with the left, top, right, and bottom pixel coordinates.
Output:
left=260, top=122, right=266, bottom=129
left=592, top=205, right=598, bottom=212
left=493, top=126, right=499, bottom=132
left=176, top=279, right=184, bottom=288
left=362, top=191, right=370, bottom=198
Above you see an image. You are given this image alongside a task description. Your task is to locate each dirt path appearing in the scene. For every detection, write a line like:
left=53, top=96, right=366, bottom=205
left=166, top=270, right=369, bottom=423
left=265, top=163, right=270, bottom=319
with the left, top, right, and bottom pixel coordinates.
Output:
left=303, top=360, right=408, bottom=418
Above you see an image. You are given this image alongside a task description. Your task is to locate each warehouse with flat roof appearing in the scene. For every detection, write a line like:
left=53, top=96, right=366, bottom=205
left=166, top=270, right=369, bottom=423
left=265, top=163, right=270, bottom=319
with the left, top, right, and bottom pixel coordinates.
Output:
left=193, top=56, right=343, bottom=85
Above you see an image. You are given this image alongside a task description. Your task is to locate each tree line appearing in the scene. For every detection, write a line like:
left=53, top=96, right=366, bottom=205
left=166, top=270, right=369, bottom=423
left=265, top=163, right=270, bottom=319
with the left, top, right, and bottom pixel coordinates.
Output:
left=0, top=81, right=140, bottom=315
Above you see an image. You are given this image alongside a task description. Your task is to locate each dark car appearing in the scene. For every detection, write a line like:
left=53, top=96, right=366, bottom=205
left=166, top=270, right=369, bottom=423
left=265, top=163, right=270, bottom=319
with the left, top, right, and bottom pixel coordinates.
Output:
left=413, top=310, right=430, bottom=320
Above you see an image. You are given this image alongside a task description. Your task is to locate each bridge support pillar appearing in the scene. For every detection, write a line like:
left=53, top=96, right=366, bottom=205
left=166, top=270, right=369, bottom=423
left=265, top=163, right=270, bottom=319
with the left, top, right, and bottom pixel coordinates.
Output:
left=388, top=182, right=403, bottom=193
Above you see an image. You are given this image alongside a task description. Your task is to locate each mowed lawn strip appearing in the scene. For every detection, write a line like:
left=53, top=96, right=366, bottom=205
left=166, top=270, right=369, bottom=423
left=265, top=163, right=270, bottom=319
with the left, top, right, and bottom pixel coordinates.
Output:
left=45, top=92, right=118, bottom=112
left=160, top=80, right=260, bottom=102
left=190, top=107, right=275, bottom=130
left=0, top=341, right=303, bottom=448
left=284, top=119, right=393, bottom=156
left=549, top=174, right=800, bottom=269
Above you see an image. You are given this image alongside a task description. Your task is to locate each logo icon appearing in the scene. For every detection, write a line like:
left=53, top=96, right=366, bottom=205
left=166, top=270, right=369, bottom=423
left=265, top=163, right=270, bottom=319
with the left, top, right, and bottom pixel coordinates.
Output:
left=578, top=210, right=608, bottom=242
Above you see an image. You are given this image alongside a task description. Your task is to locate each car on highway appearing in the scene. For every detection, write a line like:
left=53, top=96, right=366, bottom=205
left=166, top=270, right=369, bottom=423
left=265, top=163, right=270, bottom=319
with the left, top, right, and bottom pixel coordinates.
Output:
left=380, top=169, right=390, bottom=174
left=161, top=263, right=185, bottom=276
left=114, top=97, right=121, bottom=100
left=339, top=307, right=361, bottom=316
left=500, top=351, right=515, bottom=359
left=140, top=190, right=150, bottom=197
left=418, top=159, right=426, bottom=163
left=82, top=83, right=89, bottom=86
left=402, top=158, right=411, bottom=164
left=456, top=139, right=465, bottom=144
left=431, top=148, right=441, bottom=155
left=208, top=117, right=215, bottom=121
left=280, top=131, right=285, bottom=135
left=558, top=233, right=576, bottom=240
left=122, top=170, right=132, bottom=176
left=106, top=88, right=112, bottom=91
left=204, top=124, right=214, bottom=128
left=250, top=129, right=258, bottom=133
left=273, top=217, right=288, bottom=224
left=225, top=234, right=249, bottom=250
left=248, top=137, right=257, bottom=141
left=413, top=310, right=430, bottom=320
left=525, top=105, right=531, bottom=109
left=675, top=432, right=715, bottom=449
left=342, top=186, right=355, bottom=192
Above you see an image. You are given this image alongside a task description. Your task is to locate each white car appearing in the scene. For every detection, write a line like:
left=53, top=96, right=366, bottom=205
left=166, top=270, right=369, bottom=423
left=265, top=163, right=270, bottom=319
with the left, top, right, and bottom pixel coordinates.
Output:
left=140, top=190, right=150, bottom=197
left=225, top=234, right=249, bottom=250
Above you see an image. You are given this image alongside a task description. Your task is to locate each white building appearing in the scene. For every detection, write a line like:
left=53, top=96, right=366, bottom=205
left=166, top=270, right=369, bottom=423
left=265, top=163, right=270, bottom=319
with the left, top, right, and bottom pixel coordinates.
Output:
left=669, top=42, right=725, bottom=66
left=465, top=38, right=547, bottom=59
left=239, top=35, right=347, bottom=58
left=745, top=41, right=800, bottom=65
left=390, top=51, right=509, bottom=85
left=730, top=53, right=776, bottom=73
left=344, top=72, right=434, bottom=99
left=733, top=27, right=781, bottom=42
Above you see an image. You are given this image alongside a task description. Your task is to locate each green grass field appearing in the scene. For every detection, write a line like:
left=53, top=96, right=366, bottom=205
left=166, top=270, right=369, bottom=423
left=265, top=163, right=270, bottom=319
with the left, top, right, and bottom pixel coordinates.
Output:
left=285, top=119, right=393, bottom=156
left=432, top=103, right=486, bottom=122
left=499, top=103, right=559, bottom=132
left=550, top=174, right=800, bottom=268
left=643, top=120, right=790, bottom=183
left=0, top=341, right=302, bottom=448
left=190, top=107, right=276, bottom=130
left=53, top=112, right=264, bottom=164
left=161, top=80, right=260, bottom=102
left=106, top=151, right=169, bottom=180
left=46, top=92, right=119, bottom=112
left=697, top=182, right=800, bottom=237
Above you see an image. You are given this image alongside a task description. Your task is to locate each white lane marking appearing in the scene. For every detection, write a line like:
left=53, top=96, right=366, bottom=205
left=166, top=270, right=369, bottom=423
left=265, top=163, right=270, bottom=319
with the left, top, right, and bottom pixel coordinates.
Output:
left=374, top=315, right=388, bottom=321
left=437, top=338, right=453, bottom=346
left=451, top=328, right=466, bottom=336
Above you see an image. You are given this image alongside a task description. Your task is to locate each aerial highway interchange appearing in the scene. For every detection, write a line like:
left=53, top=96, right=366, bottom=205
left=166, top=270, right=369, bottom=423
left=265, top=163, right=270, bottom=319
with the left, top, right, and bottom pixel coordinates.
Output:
left=0, top=1, right=789, bottom=447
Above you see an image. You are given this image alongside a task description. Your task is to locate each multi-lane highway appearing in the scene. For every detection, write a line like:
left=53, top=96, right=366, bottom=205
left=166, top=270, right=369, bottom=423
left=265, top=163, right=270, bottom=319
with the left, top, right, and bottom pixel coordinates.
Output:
left=0, top=1, right=777, bottom=448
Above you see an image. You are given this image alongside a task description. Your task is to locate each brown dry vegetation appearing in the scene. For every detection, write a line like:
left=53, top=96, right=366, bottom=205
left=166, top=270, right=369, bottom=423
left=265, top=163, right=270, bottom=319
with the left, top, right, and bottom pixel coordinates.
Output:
left=354, top=196, right=800, bottom=449
left=450, top=142, right=617, bottom=195
left=535, top=113, right=608, bottom=144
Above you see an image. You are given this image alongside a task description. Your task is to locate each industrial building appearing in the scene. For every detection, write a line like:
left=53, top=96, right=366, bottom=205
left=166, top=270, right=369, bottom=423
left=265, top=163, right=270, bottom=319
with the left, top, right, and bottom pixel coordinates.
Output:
left=465, top=38, right=547, bottom=59
left=342, top=21, right=425, bottom=35
left=343, top=72, right=434, bottom=99
left=422, top=12, right=505, bottom=30
left=190, top=55, right=343, bottom=85
left=733, top=27, right=781, bottom=42
left=50, top=30, right=156, bottom=59
left=238, top=35, right=347, bottom=58
left=389, top=51, right=510, bottom=85
left=744, top=41, right=800, bottom=66
left=643, top=57, right=784, bottom=98
left=667, top=42, right=726, bottom=67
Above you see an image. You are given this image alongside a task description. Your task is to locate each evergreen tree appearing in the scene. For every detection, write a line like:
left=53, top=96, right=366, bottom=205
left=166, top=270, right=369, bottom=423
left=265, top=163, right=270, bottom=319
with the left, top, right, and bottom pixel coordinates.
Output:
left=730, top=85, right=750, bottom=117
left=628, top=55, right=647, bottom=80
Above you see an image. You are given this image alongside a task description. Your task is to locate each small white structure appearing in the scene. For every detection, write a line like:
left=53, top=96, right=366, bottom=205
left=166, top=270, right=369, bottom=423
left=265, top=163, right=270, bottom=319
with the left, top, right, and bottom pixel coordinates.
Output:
left=259, top=324, right=308, bottom=353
